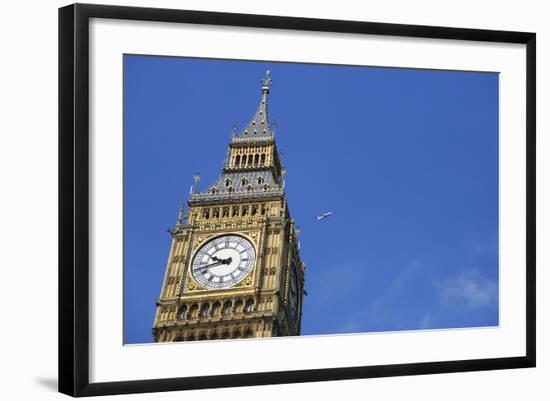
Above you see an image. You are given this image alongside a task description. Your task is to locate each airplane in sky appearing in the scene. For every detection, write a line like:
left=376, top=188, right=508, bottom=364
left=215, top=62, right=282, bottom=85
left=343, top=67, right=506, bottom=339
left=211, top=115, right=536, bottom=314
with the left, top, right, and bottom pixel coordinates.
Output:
left=316, top=212, right=333, bottom=221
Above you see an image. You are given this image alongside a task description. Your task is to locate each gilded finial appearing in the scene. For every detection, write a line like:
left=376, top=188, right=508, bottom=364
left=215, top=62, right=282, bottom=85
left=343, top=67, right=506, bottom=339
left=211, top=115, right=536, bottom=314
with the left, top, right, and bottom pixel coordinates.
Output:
left=190, top=171, right=201, bottom=194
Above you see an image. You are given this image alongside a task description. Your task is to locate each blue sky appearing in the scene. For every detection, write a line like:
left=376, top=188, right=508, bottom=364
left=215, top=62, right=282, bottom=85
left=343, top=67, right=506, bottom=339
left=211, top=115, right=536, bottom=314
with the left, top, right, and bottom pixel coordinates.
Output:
left=124, top=55, right=499, bottom=344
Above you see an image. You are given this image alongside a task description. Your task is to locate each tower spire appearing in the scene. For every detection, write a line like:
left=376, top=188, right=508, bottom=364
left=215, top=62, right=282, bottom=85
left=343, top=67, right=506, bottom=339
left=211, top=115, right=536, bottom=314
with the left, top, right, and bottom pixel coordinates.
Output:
left=234, top=70, right=274, bottom=140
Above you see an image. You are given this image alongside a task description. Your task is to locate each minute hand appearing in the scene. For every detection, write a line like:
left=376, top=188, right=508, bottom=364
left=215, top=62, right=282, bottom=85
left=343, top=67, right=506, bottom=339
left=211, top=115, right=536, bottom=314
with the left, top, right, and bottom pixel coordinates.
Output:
left=195, top=260, right=223, bottom=270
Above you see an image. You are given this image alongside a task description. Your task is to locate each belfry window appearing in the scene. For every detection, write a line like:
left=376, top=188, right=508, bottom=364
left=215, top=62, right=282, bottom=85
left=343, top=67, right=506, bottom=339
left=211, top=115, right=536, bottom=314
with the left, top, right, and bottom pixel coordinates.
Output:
left=241, top=178, right=247, bottom=186
left=225, top=178, right=231, bottom=187
left=257, top=176, right=264, bottom=185
left=235, top=155, right=240, bottom=167
left=261, top=154, right=266, bottom=165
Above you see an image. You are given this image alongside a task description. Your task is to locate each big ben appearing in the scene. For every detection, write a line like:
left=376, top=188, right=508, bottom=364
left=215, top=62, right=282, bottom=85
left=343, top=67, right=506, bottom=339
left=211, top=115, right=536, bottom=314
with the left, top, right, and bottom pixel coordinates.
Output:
left=152, top=71, right=305, bottom=342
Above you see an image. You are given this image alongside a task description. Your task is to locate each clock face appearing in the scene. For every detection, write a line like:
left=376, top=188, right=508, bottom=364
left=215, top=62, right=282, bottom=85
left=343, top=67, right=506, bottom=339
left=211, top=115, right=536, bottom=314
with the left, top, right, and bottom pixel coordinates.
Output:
left=288, top=261, right=299, bottom=324
left=191, top=234, right=256, bottom=289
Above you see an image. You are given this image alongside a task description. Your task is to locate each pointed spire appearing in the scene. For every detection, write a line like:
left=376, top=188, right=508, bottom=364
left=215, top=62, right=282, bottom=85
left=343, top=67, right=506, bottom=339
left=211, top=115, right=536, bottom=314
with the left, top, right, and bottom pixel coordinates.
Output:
left=233, top=70, right=274, bottom=142
left=189, top=171, right=201, bottom=194
left=176, top=202, right=184, bottom=225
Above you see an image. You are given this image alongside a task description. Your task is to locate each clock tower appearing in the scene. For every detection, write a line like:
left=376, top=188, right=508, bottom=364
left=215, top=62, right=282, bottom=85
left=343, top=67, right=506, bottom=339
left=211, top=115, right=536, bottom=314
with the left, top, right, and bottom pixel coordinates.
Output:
left=152, top=72, right=305, bottom=342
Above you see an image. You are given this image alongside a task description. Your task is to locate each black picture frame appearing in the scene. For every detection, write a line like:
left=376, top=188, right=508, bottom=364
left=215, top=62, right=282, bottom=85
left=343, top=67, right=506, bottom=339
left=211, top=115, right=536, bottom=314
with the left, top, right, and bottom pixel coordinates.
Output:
left=59, top=3, right=536, bottom=397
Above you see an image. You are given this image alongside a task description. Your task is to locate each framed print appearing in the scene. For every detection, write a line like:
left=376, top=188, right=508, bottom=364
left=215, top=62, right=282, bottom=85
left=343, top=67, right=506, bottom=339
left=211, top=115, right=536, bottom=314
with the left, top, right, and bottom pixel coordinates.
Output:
left=58, top=3, right=536, bottom=397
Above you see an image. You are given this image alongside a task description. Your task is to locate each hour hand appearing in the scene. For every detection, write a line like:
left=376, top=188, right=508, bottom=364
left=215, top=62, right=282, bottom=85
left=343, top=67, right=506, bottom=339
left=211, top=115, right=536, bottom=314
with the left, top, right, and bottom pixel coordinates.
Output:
left=211, top=255, right=232, bottom=265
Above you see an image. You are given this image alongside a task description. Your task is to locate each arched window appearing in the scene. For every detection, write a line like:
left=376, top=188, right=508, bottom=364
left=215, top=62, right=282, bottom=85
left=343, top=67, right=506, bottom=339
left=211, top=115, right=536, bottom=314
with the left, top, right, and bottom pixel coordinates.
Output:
left=222, top=207, right=229, bottom=217
left=199, top=304, right=209, bottom=318
left=225, top=178, right=231, bottom=187
left=261, top=153, right=266, bottom=165
left=234, top=299, right=244, bottom=314
left=257, top=176, right=264, bottom=185
left=211, top=302, right=221, bottom=317
left=241, top=178, right=247, bottom=186
left=222, top=301, right=232, bottom=316
left=244, top=299, right=254, bottom=313
left=235, top=155, right=241, bottom=167
left=177, top=305, right=188, bottom=320
left=232, top=206, right=239, bottom=217
left=242, top=205, right=249, bottom=216
left=246, top=185, right=253, bottom=192
left=189, top=304, right=198, bottom=319
left=202, top=209, right=210, bottom=219
left=248, top=154, right=253, bottom=165
left=212, top=208, right=220, bottom=218
left=251, top=205, right=258, bottom=216
left=254, top=154, right=259, bottom=165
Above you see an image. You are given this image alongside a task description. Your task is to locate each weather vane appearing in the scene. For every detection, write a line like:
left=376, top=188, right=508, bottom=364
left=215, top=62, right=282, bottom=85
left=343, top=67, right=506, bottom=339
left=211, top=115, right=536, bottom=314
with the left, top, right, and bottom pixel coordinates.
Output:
left=261, top=70, right=272, bottom=92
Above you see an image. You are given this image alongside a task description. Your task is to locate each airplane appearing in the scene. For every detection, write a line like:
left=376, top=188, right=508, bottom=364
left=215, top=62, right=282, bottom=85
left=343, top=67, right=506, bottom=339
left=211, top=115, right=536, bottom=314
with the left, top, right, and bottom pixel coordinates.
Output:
left=316, top=212, right=333, bottom=221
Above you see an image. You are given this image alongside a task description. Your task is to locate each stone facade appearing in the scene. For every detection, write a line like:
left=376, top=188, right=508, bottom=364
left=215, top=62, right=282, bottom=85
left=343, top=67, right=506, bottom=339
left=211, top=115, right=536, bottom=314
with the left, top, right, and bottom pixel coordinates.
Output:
left=152, top=72, right=304, bottom=342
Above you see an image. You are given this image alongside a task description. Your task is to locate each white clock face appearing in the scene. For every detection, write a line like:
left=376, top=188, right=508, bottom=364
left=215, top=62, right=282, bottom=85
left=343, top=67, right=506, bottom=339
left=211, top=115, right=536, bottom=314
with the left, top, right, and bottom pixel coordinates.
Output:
left=191, top=234, right=256, bottom=289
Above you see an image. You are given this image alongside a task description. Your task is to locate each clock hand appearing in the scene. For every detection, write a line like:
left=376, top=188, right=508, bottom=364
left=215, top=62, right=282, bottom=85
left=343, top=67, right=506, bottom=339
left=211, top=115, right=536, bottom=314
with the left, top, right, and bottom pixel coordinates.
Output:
left=211, top=255, right=233, bottom=265
left=196, top=260, right=223, bottom=270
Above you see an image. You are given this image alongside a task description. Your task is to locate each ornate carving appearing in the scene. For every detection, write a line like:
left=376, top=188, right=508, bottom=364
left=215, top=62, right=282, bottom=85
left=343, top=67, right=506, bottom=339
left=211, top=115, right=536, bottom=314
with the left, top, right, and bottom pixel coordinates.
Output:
left=265, top=247, right=278, bottom=255
left=171, top=255, right=185, bottom=263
